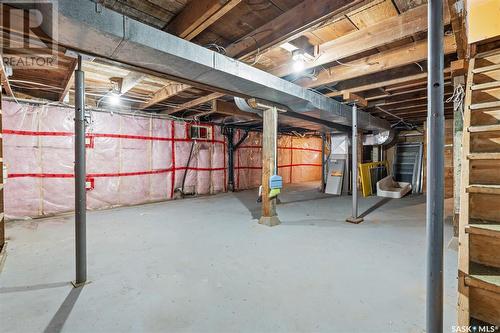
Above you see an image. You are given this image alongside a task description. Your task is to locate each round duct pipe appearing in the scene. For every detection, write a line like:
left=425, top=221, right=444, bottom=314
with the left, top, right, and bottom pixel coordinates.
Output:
left=234, top=97, right=263, bottom=116
left=362, top=128, right=396, bottom=146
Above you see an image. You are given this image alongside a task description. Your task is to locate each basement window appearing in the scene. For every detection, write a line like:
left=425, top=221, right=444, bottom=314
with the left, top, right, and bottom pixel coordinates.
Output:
left=189, top=125, right=211, bottom=140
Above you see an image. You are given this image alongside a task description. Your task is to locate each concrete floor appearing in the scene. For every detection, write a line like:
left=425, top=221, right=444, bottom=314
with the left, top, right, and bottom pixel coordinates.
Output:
left=0, top=182, right=457, bottom=333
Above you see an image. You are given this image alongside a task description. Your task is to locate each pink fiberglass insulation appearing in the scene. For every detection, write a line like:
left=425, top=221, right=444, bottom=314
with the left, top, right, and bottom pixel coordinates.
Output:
left=2, top=101, right=225, bottom=219
left=234, top=130, right=323, bottom=190
left=2, top=101, right=322, bottom=220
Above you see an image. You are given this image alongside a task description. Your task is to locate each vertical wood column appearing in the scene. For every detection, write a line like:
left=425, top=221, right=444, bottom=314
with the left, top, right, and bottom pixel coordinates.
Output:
left=259, top=106, right=280, bottom=227
left=452, top=75, right=465, bottom=237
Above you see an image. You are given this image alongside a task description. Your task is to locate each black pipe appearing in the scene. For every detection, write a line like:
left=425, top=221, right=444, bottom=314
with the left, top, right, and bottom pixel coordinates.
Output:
left=179, top=140, right=196, bottom=196
left=226, top=128, right=235, bottom=191
left=74, top=55, right=86, bottom=286
left=234, top=130, right=249, bottom=150
left=225, top=128, right=249, bottom=192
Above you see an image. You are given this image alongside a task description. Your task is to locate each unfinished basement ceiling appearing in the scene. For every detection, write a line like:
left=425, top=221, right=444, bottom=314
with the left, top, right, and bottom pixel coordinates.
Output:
left=1, top=0, right=459, bottom=128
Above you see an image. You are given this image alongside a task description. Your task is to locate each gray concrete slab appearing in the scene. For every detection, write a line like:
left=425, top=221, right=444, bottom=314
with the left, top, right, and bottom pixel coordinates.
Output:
left=0, top=184, right=457, bottom=333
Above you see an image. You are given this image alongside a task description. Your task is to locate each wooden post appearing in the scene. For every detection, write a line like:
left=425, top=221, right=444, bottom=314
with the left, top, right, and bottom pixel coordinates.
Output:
left=259, top=106, right=280, bottom=227
left=452, top=75, right=464, bottom=237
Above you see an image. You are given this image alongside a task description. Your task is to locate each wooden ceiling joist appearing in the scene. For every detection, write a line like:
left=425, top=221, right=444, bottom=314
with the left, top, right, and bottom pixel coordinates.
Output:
left=342, top=92, right=368, bottom=107
left=0, top=55, right=14, bottom=98
left=271, top=4, right=451, bottom=77
left=326, top=73, right=429, bottom=97
left=120, top=72, right=146, bottom=94
left=304, top=35, right=456, bottom=89
left=58, top=58, right=77, bottom=102
left=140, top=83, right=190, bottom=109
left=446, top=0, right=468, bottom=59
left=148, top=0, right=358, bottom=110
left=166, top=0, right=242, bottom=41
left=368, top=88, right=453, bottom=108
left=161, top=92, right=225, bottom=115
left=225, top=0, right=365, bottom=59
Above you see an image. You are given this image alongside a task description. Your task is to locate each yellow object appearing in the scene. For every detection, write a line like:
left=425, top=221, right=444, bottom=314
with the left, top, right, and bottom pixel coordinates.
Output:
left=269, top=188, right=281, bottom=198
left=467, top=0, right=500, bottom=44
left=358, top=161, right=389, bottom=197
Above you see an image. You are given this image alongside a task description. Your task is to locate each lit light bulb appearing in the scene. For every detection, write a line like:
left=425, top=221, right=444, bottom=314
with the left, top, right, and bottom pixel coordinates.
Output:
left=109, top=93, right=120, bottom=106
left=293, top=58, right=305, bottom=72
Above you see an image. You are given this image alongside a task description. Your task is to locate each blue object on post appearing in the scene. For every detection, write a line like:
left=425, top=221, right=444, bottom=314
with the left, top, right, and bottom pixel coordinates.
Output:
left=269, top=174, right=283, bottom=198
left=269, top=174, right=283, bottom=189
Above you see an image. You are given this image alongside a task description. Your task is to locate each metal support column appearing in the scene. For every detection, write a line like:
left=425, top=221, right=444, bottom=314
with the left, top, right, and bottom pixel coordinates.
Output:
left=320, top=133, right=326, bottom=192
left=346, top=104, right=363, bottom=224
left=426, top=0, right=444, bottom=331
left=74, top=55, right=87, bottom=287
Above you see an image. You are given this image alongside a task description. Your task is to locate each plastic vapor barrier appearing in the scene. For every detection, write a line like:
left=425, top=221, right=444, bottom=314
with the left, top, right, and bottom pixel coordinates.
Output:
left=3, top=101, right=322, bottom=220
left=234, top=130, right=322, bottom=190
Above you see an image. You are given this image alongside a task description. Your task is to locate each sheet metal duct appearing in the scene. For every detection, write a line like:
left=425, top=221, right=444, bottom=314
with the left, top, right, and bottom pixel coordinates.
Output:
left=362, top=129, right=396, bottom=146
left=39, top=0, right=391, bottom=132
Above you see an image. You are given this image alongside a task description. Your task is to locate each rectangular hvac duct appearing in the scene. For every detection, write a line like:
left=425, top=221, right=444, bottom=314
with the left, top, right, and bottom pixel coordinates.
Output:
left=37, top=0, right=391, bottom=132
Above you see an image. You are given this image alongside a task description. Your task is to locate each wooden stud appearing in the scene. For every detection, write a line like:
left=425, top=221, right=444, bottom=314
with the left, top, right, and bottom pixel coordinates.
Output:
left=447, top=0, right=468, bottom=59
left=453, top=75, right=465, bottom=237
left=457, top=57, right=475, bottom=326
left=342, top=92, right=368, bottom=107
left=451, top=59, right=468, bottom=77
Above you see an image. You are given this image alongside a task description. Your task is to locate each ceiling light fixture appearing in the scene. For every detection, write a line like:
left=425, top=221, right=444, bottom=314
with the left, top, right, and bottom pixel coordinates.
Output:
left=292, top=49, right=306, bottom=73
left=108, top=92, right=121, bottom=106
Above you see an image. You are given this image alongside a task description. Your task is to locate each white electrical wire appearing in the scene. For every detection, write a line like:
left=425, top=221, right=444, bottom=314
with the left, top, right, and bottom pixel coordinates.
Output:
left=446, top=83, right=465, bottom=114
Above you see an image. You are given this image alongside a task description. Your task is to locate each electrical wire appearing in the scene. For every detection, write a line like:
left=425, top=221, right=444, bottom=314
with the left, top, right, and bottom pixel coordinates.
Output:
left=446, top=83, right=465, bottom=116
left=204, top=43, right=227, bottom=55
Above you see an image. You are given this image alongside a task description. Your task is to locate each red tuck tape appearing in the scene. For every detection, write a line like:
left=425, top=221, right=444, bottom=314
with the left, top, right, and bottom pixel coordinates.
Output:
left=1, top=129, right=225, bottom=145
left=3, top=128, right=321, bottom=191
left=8, top=167, right=226, bottom=179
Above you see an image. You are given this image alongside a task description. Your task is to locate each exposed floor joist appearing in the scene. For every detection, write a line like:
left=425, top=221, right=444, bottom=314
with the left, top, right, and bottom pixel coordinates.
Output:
left=271, top=4, right=451, bottom=77
left=326, top=67, right=452, bottom=98
left=161, top=92, right=225, bottom=115
left=225, top=0, right=365, bottom=59
left=0, top=55, right=14, bottom=98
left=58, top=58, right=77, bottom=102
left=140, top=83, right=190, bottom=109
left=165, top=0, right=241, bottom=41
left=303, top=35, right=456, bottom=89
